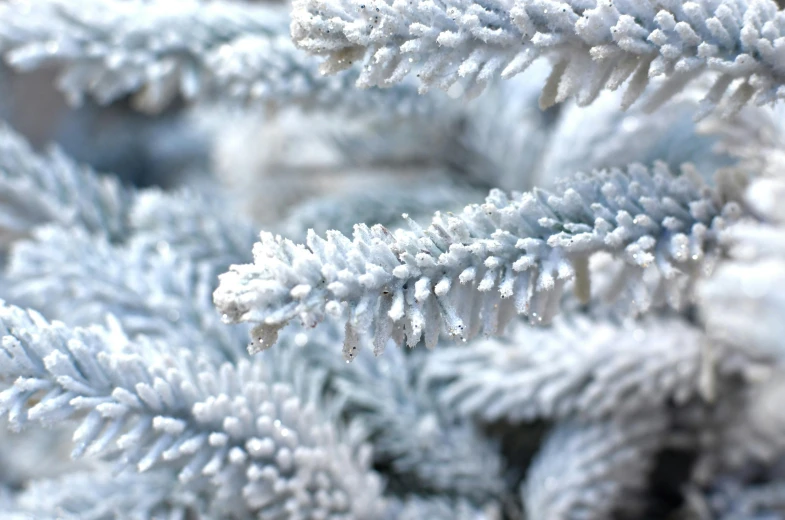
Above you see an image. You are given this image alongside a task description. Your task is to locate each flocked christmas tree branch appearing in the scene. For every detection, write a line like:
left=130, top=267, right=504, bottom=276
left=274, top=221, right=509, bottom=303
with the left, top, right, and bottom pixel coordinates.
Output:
left=421, top=315, right=712, bottom=423
left=0, top=125, right=508, bottom=507
left=2, top=469, right=204, bottom=519
left=0, top=125, right=130, bottom=250
left=0, top=303, right=385, bottom=519
left=0, top=0, right=424, bottom=113
left=7, top=226, right=249, bottom=363
left=292, top=0, right=785, bottom=114
left=521, top=413, right=668, bottom=520
left=214, top=162, right=741, bottom=359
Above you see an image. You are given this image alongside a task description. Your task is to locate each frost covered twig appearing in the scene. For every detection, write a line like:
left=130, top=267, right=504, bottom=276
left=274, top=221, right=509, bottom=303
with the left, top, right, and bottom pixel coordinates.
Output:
left=3, top=469, right=205, bottom=520
left=7, top=226, right=249, bottom=362
left=215, top=163, right=739, bottom=358
left=306, top=345, right=506, bottom=501
left=422, top=315, right=710, bottom=423
left=0, top=303, right=385, bottom=519
left=292, top=0, right=785, bottom=114
left=0, top=125, right=130, bottom=250
left=0, top=0, right=422, bottom=113
left=522, top=413, right=669, bottom=520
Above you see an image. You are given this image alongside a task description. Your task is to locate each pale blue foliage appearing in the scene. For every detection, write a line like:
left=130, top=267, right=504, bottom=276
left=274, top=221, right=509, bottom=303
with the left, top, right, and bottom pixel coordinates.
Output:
left=0, top=125, right=130, bottom=250
left=292, top=0, right=785, bottom=113
left=305, top=344, right=507, bottom=501
left=699, top=174, right=785, bottom=356
left=385, top=495, right=502, bottom=520
left=0, top=125, right=507, bottom=513
left=128, top=186, right=258, bottom=268
left=215, top=163, right=738, bottom=356
left=0, top=0, right=424, bottom=114
left=522, top=413, right=669, bottom=520
left=536, top=86, right=735, bottom=185
left=708, top=480, right=785, bottom=519
left=421, top=315, right=709, bottom=423
left=0, top=303, right=386, bottom=519
left=7, top=225, right=249, bottom=362
left=2, top=0, right=785, bottom=517
left=455, top=65, right=557, bottom=192
left=279, top=179, right=484, bottom=241
left=3, top=469, right=206, bottom=520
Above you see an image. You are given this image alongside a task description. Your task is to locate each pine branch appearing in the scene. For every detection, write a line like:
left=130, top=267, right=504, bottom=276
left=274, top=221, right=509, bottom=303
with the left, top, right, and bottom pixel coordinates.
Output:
left=0, top=125, right=252, bottom=264
left=292, top=0, right=785, bottom=114
left=454, top=68, right=556, bottom=193
left=215, top=163, right=739, bottom=358
left=421, top=315, right=712, bottom=423
left=7, top=226, right=248, bottom=362
left=537, top=86, right=733, bottom=187
left=4, top=469, right=207, bottom=520
left=708, top=480, right=785, bottom=519
left=521, top=413, right=668, bottom=520
left=304, top=344, right=507, bottom=501
left=691, top=372, right=785, bottom=485
left=6, top=222, right=508, bottom=501
left=0, top=125, right=131, bottom=251
left=205, top=103, right=460, bottom=228
left=7, top=223, right=509, bottom=508
left=0, top=0, right=422, bottom=114
left=128, top=186, right=258, bottom=268
left=0, top=303, right=385, bottom=519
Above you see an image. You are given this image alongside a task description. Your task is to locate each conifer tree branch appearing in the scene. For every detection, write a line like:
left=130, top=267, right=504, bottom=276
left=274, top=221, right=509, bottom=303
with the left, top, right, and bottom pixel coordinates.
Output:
left=421, top=315, right=713, bottom=423
left=0, top=125, right=131, bottom=251
left=7, top=226, right=249, bottom=363
left=292, top=0, right=785, bottom=113
left=3, top=469, right=206, bottom=520
left=0, top=0, right=422, bottom=114
left=699, top=173, right=785, bottom=356
left=306, top=345, right=507, bottom=501
left=7, top=221, right=506, bottom=503
left=215, top=163, right=740, bottom=358
left=0, top=303, right=385, bottom=519
left=522, top=413, right=669, bottom=520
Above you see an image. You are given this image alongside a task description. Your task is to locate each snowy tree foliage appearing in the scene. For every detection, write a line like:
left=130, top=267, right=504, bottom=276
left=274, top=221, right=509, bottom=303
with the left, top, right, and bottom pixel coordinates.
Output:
left=0, top=0, right=424, bottom=114
left=2, top=0, right=785, bottom=518
left=215, top=163, right=740, bottom=357
left=292, top=0, right=785, bottom=113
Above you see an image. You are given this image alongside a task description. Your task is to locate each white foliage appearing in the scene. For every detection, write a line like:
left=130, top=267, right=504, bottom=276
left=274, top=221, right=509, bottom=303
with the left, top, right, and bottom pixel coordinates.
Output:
left=5, top=469, right=206, bottom=520
left=708, top=480, right=785, bottom=519
left=205, top=105, right=460, bottom=226
left=522, top=413, right=669, bottom=520
left=0, top=303, right=386, bottom=519
left=0, top=0, right=420, bottom=113
left=292, top=0, right=785, bottom=113
left=7, top=226, right=249, bottom=362
left=215, top=163, right=737, bottom=357
left=317, top=345, right=507, bottom=500
left=385, top=495, right=502, bottom=520
left=698, top=173, right=785, bottom=355
left=537, top=85, right=733, bottom=186
left=127, top=184, right=258, bottom=267
left=0, top=125, right=130, bottom=250
left=455, top=63, right=556, bottom=192
left=422, top=315, right=711, bottom=423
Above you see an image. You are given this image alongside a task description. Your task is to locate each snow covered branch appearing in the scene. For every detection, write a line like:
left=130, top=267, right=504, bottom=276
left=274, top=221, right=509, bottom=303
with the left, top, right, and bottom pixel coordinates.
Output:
left=0, top=303, right=385, bottom=519
left=0, top=0, right=422, bottom=113
left=215, top=163, right=739, bottom=358
left=292, top=0, right=785, bottom=113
